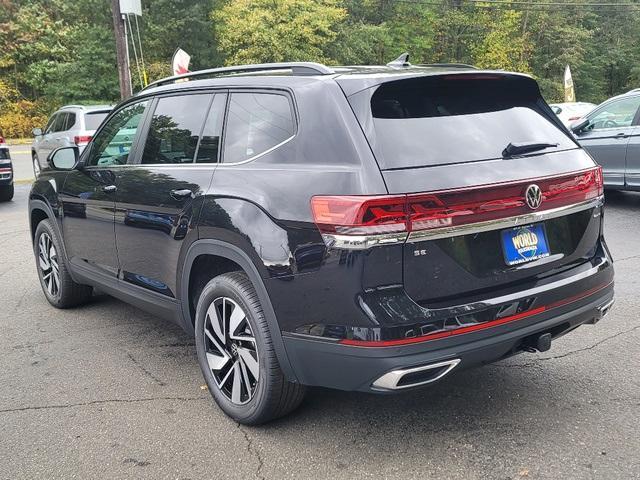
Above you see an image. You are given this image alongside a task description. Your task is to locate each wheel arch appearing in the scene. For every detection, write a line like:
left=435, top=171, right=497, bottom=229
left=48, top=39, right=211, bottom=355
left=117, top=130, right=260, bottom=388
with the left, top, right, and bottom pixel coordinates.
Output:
left=181, top=239, right=298, bottom=383
left=29, top=198, right=80, bottom=283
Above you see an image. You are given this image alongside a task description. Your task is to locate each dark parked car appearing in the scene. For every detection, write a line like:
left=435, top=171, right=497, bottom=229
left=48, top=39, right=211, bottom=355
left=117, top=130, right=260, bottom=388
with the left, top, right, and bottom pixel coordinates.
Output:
left=28, top=60, right=614, bottom=424
left=0, top=137, right=13, bottom=202
left=571, top=89, right=640, bottom=190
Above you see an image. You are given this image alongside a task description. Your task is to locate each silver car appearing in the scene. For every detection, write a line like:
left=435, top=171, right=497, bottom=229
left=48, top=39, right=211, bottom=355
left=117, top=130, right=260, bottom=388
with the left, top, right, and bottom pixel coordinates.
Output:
left=571, top=89, right=640, bottom=191
left=31, top=105, right=112, bottom=177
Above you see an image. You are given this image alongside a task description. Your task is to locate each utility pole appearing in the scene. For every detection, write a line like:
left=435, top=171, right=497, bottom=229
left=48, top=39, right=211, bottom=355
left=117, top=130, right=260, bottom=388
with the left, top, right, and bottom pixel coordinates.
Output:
left=111, top=0, right=132, bottom=99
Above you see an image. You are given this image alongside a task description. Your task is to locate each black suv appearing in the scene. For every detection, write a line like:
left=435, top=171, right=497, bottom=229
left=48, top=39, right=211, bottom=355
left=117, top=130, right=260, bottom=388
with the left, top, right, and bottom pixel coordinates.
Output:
left=29, top=61, right=614, bottom=424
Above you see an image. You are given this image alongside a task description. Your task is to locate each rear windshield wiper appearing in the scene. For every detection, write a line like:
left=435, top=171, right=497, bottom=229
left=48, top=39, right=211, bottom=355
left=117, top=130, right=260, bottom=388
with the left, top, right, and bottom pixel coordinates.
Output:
left=502, top=141, right=559, bottom=158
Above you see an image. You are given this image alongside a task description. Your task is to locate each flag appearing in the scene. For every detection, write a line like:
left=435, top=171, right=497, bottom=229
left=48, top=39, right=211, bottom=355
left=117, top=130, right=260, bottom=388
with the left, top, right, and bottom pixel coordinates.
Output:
left=172, top=48, right=191, bottom=76
left=564, top=65, right=575, bottom=103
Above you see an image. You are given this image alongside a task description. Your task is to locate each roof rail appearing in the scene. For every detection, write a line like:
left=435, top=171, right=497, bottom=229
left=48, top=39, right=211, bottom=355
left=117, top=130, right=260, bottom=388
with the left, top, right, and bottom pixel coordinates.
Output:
left=144, top=62, right=336, bottom=91
left=418, top=63, right=477, bottom=69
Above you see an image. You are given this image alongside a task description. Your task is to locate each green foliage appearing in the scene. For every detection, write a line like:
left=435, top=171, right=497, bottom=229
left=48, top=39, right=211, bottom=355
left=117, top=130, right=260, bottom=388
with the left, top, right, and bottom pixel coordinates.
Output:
left=212, top=0, right=347, bottom=65
left=2, top=0, right=640, bottom=137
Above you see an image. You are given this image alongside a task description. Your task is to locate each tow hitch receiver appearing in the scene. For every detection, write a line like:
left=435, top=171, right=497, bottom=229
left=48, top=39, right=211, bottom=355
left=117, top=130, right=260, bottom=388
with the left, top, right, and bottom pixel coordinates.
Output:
left=523, top=332, right=552, bottom=353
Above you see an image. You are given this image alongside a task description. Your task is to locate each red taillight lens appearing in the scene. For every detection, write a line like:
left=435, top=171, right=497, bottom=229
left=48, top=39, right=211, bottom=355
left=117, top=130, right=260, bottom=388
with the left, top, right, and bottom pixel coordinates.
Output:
left=74, top=135, right=92, bottom=145
left=407, top=167, right=603, bottom=233
left=311, top=167, right=603, bottom=238
left=311, top=195, right=407, bottom=234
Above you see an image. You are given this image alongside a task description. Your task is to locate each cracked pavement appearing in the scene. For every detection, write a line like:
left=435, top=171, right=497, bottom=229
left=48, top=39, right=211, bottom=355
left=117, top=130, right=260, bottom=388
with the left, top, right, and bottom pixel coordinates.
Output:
left=1, top=185, right=639, bottom=479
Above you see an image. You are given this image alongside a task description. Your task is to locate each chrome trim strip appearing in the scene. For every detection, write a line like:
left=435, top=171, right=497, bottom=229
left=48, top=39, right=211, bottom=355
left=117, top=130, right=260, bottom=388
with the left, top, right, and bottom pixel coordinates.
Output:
left=407, top=196, right=603, bottom=243
left=322, top=231, right=408, bottom=250
left=449, top=257, right=609, bottom=315
left=372, top=359, right=461, bottom=390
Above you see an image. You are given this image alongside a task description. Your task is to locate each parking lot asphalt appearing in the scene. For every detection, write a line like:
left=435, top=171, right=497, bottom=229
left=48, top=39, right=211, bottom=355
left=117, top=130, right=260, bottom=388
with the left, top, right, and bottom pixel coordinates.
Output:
left=0, top=184, right=638, bottom=480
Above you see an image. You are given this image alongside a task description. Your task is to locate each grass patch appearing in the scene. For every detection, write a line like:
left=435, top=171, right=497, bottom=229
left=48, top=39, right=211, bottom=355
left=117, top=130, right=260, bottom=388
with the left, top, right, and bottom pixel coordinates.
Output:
left=5, top=138, right=32, bottom=145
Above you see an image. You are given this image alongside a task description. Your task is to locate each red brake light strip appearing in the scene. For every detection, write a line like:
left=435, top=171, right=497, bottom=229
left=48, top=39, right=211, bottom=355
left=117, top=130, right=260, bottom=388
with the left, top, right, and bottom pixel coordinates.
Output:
left=311, top=167, right=603, bottom=240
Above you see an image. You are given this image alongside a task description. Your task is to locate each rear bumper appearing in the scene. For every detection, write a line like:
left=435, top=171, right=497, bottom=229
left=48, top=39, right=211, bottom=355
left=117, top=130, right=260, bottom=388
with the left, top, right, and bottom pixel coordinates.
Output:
left=0, top=166, right=12, bottom=185
left=282, top=272, right=614, bottom=393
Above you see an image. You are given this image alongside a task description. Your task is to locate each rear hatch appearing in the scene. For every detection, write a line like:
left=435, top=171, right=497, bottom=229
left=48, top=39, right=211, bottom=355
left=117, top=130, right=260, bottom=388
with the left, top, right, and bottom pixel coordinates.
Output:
left=342, top=72, right=603, bottom=305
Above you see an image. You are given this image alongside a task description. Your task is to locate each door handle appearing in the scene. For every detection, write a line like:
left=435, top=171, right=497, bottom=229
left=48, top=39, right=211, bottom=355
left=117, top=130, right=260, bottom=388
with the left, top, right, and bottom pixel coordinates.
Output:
left=615, top=132, right=629, bottom=139
left=102, top=185, right=117, bottom=193
left=170, top=189, right=193, bottom=200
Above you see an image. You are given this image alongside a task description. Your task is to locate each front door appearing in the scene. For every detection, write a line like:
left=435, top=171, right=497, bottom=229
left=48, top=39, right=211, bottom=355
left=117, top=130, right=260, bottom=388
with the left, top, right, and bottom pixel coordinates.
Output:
left=60, top=100, right=150, bottom=277
left=39, top=113, right=65, bottom=162
left=577, top=95, right=640, bottom=188
left=114, top=92, right=226, bottom=297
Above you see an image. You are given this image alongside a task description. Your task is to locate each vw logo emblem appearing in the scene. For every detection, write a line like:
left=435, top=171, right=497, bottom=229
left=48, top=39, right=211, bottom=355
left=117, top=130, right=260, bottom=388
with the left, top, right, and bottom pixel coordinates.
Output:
left=525, top=184, right=543, bottom=210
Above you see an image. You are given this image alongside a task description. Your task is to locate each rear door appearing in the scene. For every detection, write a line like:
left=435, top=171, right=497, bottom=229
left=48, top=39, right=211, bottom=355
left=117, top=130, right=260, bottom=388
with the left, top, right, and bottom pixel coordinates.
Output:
left=345, top=73, right=602, bottom=305
left=625, top=126, right=640, bottom=189
left=575, top=95, right=640, bottom=188
left=114, top=91, right=226, bottom=297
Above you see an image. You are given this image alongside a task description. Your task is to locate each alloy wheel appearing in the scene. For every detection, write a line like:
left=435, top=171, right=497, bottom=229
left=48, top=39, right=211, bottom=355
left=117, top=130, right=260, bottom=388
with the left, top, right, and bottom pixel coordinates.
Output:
left=38, top=232, right=59, bottom=297
left=203, top=297, right=260, bottom=405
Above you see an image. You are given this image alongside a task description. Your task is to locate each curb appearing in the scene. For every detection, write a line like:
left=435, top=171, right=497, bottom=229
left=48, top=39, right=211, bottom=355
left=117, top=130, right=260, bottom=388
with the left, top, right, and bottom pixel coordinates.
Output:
left=14, top=179, right=34, bottom=185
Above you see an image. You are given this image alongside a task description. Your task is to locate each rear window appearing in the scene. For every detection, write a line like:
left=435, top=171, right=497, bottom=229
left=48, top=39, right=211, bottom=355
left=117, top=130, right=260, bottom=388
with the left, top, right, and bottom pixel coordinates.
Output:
left=366, top=75, right=576, bottom=169
left=85, top=111, right=110, bottom=130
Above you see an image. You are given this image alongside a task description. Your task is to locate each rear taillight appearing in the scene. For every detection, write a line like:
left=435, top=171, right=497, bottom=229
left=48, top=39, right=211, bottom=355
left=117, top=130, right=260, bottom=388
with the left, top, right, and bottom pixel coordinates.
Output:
left=407, top=166, right=603, bottom=232
left=74, top=135, right=92, bottom=145
left=310, top=195, right=406, bottom=235
left=311, top=167, right=603, bottom=249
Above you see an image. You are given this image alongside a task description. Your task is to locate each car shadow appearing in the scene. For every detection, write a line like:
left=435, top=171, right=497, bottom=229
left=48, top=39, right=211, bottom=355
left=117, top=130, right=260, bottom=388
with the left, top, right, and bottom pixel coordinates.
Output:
left=604, top=189, right=640, bottom=209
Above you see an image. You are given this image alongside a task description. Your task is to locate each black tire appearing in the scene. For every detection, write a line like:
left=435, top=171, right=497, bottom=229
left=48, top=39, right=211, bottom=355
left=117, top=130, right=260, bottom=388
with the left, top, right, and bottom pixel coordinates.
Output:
left=0, top=184, right=13, bottom=202
left=34, top=219, right=92, bottom=308
left=32, top=154, right=41, bottom=178
left=195, top=271, right=306, bottom=425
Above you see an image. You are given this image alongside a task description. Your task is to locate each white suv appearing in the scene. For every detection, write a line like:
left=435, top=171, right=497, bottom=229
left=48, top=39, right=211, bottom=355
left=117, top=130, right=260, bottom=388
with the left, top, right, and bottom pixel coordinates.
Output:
left=31, top=105, right=112, bottom=177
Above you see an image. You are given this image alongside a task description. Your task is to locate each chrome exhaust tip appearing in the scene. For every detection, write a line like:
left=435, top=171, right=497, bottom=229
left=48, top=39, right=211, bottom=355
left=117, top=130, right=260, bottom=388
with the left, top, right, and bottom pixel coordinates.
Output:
left=372, top=359, right=461, bottom=390
left=588, top=298, right=615, bottom=325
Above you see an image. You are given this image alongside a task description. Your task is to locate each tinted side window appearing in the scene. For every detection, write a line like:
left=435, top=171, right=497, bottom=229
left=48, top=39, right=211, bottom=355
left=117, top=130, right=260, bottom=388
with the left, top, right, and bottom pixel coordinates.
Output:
left=587, top=96, right=640, bottom=131
left=52, top=113, right=68, bottom=133
left=44, top=114, right=58, bottom=134
left=86, top=101, right=148, bottom=167
left=141, top=94, right=212, bottom=165
left=65, top=112, right=77, bottom=130
left=224, top=93, right=294, bottom=163
left=196, top=94, right=227, bottom=164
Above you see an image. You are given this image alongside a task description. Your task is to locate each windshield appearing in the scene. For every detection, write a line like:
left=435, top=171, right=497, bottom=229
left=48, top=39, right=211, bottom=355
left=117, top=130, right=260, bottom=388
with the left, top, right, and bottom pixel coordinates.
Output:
left=84, top=111, right=110, bottom=130
left=363, top=75, right=576, bottom=169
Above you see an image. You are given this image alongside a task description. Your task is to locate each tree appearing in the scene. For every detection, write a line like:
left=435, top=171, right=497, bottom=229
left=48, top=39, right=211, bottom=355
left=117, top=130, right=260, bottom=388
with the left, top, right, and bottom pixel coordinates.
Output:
left=212, top=0, right=347, bottom=65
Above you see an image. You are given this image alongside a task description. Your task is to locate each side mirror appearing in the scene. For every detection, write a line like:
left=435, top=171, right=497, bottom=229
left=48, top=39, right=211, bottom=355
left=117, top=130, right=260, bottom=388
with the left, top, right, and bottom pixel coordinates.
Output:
left=32, top=127, right=43, bottom=137
left=48, top=146, right=79, bottom=170
left=570, top=118, right=589, bottom=134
